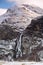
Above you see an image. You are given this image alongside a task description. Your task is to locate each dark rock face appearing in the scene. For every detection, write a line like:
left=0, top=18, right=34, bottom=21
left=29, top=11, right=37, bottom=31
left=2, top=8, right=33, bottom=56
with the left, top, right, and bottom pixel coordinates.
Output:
left=0, top=25, right=20, bottom=40
left=22, top=16, right=43, bottom=61
left=31, top=16, right=43, bottom=32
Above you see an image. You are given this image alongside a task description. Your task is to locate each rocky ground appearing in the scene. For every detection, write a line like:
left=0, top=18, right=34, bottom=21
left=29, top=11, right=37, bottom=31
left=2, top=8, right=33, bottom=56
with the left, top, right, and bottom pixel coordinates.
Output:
left=0, top=4, right=43, bottom=61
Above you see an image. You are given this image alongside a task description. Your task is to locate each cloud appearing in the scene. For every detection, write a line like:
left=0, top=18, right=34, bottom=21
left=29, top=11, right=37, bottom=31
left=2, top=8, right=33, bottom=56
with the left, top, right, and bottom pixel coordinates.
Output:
left=7, top=0, right=32, bottom=4
left=7, top=0, right=43, bottom=9
left=0, top=9, right=7, bottom=16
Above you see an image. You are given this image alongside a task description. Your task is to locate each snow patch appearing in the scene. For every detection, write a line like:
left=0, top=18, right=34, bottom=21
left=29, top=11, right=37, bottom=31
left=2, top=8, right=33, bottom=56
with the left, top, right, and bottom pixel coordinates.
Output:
left=0, top=9, right=7, bottom=16
left=3, top=62, right=43, bottom=65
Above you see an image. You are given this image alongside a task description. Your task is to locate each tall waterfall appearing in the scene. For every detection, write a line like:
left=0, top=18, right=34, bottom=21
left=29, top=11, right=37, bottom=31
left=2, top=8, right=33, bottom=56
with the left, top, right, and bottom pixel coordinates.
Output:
left=16, top=33, right=23, bottom=58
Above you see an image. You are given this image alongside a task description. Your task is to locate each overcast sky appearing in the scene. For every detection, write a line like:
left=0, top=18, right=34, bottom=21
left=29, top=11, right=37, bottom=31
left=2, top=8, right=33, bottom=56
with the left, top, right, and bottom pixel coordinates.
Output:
left=0, top=0, right=43, bottom=16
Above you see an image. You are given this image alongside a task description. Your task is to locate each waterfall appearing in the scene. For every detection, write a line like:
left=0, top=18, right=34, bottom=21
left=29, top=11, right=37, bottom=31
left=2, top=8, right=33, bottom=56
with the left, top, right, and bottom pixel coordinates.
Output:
left=16, top=33, right=23, bottom=58
left=0, top=33, right=23, bottom=61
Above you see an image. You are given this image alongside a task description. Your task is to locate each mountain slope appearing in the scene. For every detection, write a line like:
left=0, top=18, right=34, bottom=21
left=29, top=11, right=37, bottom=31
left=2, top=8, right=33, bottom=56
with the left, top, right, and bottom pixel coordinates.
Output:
left=0, top=4, right=42, bottom=32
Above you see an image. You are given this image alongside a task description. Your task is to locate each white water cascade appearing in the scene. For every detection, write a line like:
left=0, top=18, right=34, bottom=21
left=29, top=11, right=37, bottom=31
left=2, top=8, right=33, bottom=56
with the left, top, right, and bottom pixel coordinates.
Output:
left=16, top=33, right=23, bottom=58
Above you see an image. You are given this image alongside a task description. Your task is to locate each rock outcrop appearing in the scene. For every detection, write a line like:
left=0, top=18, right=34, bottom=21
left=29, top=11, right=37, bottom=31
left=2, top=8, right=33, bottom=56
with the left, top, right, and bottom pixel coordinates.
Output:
left=0, top=24, right=20, bottom=40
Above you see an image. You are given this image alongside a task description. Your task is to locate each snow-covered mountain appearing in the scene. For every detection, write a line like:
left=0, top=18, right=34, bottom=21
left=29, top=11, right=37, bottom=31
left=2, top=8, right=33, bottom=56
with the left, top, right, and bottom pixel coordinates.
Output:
left=0, top=4, right=43, bottom=32
left=0, top=9, right=7, bottom=16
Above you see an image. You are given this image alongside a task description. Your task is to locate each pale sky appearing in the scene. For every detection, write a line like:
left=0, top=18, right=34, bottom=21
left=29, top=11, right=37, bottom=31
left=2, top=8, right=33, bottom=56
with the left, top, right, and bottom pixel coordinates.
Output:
left=0, top=0, right=43, bottom=16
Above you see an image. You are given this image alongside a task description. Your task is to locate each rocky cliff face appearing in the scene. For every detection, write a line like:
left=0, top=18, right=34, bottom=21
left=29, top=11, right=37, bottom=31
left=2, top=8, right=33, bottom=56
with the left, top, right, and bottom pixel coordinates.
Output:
left=0, top=4, right=43, bottom=61
left=22, top=16, right=43, bottom=61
